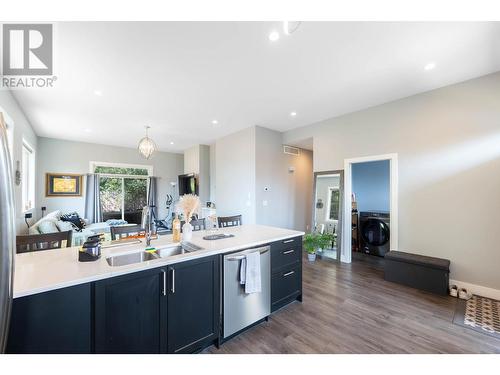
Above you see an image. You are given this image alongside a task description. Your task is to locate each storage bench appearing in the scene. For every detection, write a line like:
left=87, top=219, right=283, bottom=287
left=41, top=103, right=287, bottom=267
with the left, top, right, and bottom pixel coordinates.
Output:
left=384, top=251, right=450, bottom=295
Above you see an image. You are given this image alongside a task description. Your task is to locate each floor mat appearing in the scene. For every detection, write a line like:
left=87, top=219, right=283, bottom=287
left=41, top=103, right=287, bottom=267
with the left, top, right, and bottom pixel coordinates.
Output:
left=453, top=295, right=500, bottom=339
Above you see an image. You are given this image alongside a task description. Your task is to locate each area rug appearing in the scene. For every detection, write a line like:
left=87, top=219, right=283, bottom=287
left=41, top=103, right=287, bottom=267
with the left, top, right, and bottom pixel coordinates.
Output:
left=453, top=295, right=500, bottom=339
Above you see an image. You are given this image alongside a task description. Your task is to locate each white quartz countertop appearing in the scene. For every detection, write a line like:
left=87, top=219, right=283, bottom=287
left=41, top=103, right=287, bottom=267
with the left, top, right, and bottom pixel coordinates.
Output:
left=13, top=224, right=304, bottom=298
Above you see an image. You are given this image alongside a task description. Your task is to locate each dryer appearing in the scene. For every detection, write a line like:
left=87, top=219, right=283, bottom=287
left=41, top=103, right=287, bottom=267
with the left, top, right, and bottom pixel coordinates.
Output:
left=359, top=211, right=390, bottom=257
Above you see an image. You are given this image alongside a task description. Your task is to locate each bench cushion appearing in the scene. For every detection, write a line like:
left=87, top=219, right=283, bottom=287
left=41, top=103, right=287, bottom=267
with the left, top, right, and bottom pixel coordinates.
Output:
left=385, top=251, right=450, bottom=271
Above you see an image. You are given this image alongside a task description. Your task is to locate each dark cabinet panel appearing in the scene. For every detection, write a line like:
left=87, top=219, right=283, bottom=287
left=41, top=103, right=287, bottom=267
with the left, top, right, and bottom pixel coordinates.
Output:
left=167, top=255, right=220, bottom=353
left=271, top=236, right=303, bottom=313
left=94, top=267, right=167, bottom=353
left=271, top=244, right=301, bottom=272
left=7, top=283, right=92, bottom=354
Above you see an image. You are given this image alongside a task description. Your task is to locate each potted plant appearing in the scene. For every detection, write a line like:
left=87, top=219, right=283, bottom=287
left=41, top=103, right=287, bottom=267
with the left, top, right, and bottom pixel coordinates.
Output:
left=317, top=232, right=334, bottom=253
left=176, top=194, right=200, bottom=241
left=303, top=232, right=335, bottom=262
left=304, top=233, right=319, bottom=262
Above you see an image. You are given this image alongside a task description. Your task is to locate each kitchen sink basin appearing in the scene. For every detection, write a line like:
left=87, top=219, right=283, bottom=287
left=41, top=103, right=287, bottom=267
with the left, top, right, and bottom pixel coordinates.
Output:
left=106, top=251, right=159, bottom=267
left=155, top=242, right=203, bottom=258
left=106, top=242, right=203, bottom=267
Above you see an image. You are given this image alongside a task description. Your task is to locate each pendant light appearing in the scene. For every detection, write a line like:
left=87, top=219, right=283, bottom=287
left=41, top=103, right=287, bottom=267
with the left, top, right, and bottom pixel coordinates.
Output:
left=138, top=126, right=157, bottom=159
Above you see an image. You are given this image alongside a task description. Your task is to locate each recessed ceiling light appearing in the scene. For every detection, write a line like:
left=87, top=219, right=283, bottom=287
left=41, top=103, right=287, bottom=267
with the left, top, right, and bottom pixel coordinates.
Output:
left=424, top=62, right=436, bottom=71
left=93, top=89, right=103, bottom=96
left=290, top=112, right=297, bottom=117
left=170, top=141, right=174, bottom=145
left=84, top=128, right=92, bottom=133
left=268, top=31, right=280, bottom=42
left=211, top=120, right=218, bottom=125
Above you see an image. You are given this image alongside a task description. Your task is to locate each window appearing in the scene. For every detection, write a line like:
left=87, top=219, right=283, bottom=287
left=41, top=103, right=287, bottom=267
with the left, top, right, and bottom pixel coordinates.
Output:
left=0, top=108, right=14, bottom=165
left=91, top=162, right=152, bottom=224
left=22, top=140, right=35, bottom=212
left=326, top=187, right=340, bottom=221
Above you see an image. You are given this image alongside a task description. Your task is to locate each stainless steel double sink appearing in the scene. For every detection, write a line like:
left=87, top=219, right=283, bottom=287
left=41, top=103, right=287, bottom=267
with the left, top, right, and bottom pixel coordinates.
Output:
left=106, top=242, right=202, bottom=267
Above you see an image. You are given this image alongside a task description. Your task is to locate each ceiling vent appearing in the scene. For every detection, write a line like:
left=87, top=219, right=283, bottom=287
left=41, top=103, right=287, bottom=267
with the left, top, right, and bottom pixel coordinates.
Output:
left=283, top=145, right=300, bottom=156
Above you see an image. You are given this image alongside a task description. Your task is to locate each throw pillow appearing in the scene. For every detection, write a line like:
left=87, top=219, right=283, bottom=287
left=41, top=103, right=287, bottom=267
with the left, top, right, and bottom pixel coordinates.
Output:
left=56, top=220, right=75, bottom=232
left=45, top=210, right=61, bottom=220
left=38, top=220, right=59, bottom=234
left=61, top=212, right=86, bottom=231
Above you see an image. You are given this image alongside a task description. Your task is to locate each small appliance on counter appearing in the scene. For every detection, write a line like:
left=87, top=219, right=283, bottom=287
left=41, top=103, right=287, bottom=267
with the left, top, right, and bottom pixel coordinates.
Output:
left=79, top=234, right=102, bottom=262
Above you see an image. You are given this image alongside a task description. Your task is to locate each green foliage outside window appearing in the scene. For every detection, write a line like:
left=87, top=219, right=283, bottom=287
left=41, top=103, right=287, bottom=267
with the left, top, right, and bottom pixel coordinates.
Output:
left=95, top=165, right=149, bottom=221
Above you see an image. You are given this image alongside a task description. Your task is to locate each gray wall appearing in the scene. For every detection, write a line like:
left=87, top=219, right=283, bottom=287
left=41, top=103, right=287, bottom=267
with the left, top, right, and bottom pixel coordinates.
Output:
left=37, top=137, right=184, bottom=221
left=0, top=91, right=38, bottom=234
left=209, top=143, right=216, bottom=203
left=215, top=126, right=256, bottom=224
left=283, top=72, right=500, bottom=290
left=255, top=126, right=313, bottom=231
left=183, top=144, right=211, bottom=206
left=215, top=126, right=312, bottom=231
left=352, top=160, right=390, bottom=213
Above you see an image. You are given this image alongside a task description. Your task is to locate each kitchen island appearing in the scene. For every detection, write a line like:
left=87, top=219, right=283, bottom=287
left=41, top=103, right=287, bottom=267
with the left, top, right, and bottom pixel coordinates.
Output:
left=8, top=224, right=304, bottom=354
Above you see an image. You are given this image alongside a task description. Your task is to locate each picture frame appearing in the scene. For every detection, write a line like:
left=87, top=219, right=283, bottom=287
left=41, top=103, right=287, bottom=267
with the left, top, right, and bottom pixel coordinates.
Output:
left=46, top=173, right=83, bottom=197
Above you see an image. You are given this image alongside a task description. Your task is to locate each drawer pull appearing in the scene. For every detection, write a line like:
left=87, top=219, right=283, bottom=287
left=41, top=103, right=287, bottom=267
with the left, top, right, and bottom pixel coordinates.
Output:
left=283, top=239, right=294, bottom=244
left=283, top=249, right=295, bottom=255
left=283, top=271, right=295, bottom=277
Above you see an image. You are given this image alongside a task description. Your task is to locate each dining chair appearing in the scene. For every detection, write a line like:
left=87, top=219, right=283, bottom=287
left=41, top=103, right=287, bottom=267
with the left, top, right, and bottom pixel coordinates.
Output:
left=181, top=218, right=206, bottom=231
left=218, top=215, right=242, bottom=228
left=110, top=224, right=145, bottom=240
left=16, top=231, right=73, bottom=254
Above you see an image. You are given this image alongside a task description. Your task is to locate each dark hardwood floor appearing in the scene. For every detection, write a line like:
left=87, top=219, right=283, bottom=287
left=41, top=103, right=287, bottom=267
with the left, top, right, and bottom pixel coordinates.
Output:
left=205, top=253, right=500, bottom=354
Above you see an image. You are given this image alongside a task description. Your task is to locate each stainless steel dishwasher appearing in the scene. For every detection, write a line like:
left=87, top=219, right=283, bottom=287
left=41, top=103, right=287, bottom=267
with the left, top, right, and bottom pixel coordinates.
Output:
left=223, top=246, right=271, bottom=339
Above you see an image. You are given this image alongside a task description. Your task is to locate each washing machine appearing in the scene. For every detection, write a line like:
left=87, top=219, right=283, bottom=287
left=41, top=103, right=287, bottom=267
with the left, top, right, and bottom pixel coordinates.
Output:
left=359, top=211, right=390, bottom=257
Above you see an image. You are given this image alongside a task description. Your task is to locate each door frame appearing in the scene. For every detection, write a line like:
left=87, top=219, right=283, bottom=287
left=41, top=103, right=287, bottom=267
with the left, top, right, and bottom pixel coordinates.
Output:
left=341, top=153, right=398, bottom=263
left=311, top=170, right=344, bottom=262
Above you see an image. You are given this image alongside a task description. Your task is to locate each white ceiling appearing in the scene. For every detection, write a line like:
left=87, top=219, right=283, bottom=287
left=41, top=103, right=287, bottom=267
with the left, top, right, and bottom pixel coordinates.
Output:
left=11, top=22, right=500, bottom=153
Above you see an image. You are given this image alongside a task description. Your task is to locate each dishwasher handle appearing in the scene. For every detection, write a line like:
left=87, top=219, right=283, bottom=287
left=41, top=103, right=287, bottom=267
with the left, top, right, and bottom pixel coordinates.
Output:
left=225, top=247, right=269, bottom=261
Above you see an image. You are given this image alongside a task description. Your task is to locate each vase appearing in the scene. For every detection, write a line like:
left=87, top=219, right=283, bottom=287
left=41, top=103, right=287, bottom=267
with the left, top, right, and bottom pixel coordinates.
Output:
left=307, top=253, right=316, bottom=262
left=182, top=222, right=193, bottom=241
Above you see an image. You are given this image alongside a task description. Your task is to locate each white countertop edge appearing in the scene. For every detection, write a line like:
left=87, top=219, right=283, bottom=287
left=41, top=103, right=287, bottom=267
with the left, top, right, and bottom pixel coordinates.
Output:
left=13, top=228, right=304, bottom=299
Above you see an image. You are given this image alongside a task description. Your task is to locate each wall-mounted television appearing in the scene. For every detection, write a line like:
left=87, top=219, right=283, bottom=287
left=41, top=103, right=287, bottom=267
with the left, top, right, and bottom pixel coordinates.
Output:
left=178, top=173, right=199, bottom=196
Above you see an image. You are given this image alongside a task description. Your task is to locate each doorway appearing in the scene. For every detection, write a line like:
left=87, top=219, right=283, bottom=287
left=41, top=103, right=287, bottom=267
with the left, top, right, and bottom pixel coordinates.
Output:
left=312, top=170, right=344, bottom=262
left=341, top=153, right=398, bottom=263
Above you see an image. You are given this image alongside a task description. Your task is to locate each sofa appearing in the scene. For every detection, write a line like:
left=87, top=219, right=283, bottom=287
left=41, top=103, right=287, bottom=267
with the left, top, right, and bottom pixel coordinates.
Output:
left=28, top=211, right=123, bottom=246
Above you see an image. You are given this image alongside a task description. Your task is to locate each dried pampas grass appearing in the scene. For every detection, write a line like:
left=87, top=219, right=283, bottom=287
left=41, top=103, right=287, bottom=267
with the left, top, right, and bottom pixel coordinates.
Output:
left=177, top=194, right=200, bottom=223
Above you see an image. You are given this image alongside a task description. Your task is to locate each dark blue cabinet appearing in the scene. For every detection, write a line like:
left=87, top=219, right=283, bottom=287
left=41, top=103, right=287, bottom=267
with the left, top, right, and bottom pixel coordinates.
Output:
left=270, top=236, right=303, bottom=312
left=167, top=255, right=220, bottom=353
left=7, top=283, right=93, bottom=354
left=94, top=267, right=168, bottom=353
left=93, top=255, right=220, bottom=354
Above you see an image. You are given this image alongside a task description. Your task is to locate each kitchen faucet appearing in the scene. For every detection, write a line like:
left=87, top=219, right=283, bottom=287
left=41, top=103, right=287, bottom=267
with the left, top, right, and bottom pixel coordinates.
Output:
left=144, top=206, right=154, bottom=247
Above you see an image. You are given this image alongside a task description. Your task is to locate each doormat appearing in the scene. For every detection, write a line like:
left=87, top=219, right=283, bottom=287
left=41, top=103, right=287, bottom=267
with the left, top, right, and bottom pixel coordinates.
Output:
left=453, top=295, right=500, bottom=339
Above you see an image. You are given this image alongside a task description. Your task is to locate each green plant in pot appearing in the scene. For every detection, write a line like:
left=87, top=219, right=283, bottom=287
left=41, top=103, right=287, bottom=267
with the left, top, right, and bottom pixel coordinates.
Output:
left=318, top=233, right=334, bottom=253
left=304, top=233, right=318, bottom=261
left=304, top=232, right=334, bottom=262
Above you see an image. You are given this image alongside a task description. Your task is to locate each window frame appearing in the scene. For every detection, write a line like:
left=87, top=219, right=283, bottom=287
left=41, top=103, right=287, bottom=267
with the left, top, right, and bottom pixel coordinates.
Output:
left=0, top=108, right=14, bottom=166
left=91, top=161, right=152, bottom=222
left=21, top=139, right=36, bottom=213
left=89, top=161, right=153, bottom=177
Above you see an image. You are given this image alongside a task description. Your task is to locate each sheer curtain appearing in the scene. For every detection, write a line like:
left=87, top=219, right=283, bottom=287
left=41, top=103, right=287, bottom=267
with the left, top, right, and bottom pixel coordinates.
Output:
left=85, top=174, right=102, bottom=223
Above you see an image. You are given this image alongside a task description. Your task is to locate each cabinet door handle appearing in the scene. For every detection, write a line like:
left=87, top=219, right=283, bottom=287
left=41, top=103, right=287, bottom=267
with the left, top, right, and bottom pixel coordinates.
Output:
left=283, top=270, right=295, bottom=277
left=170, top=268, right=175, bottom=294
left=283, top=249, right=295, bottom=255
left=283, top=239, right=294, bottom=244
left=161, top=269, right=167, bottom=296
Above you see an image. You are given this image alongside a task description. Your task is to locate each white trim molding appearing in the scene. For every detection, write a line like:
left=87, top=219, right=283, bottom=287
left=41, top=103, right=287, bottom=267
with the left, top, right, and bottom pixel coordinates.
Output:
left=341, top=153, right=398, bottom=263
left=450, top=279, right=500, bottom=301
left=89, top=161, right=154, bottom=176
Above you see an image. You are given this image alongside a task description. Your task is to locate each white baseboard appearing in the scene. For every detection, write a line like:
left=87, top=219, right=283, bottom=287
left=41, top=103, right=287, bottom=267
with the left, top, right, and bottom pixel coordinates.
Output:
left=450, top=279, right=500, bottom=300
